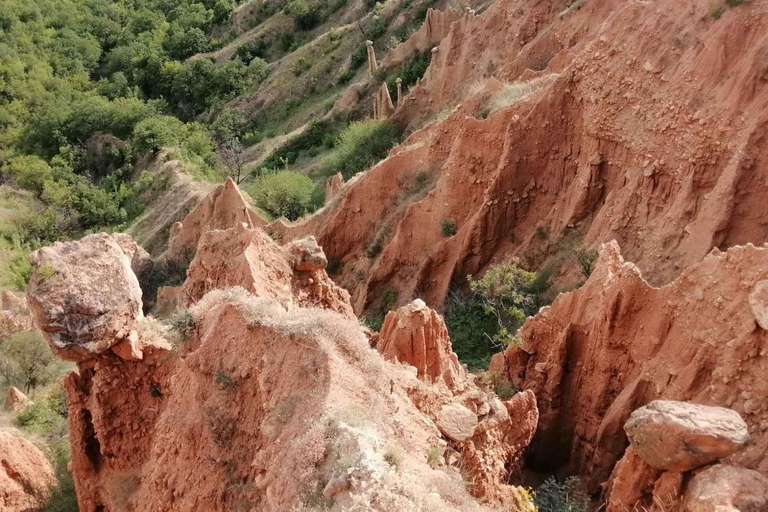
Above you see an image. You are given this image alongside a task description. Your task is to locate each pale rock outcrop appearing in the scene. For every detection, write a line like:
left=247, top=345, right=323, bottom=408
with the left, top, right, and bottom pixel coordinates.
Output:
left=3, top=387, right=31, bottom=412
left=625, top=401, right=750, bottom=472
left=380, top=8, right=462, bottom=71
left=27, top=232, right=144, bottom=361
left=365, top=40, right=377, bottom=76
left=378, top=299, right=465, bottom=390
left=0, top=430, right=56, bottom=512
left=181, top=223, right=354, bottom=317
left=373, top=82, right=395, bottom=119
left=490, top=241, right=768, bottom=500
left=325, top=173, right=343, bottom=203
left=684, top=464, right=768, bottom=512
left=437, top=403, right=478, bottom=442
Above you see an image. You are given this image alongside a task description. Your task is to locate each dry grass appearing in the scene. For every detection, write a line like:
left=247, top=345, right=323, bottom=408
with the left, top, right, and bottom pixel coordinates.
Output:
left=483, top=75, right=555, bottom=118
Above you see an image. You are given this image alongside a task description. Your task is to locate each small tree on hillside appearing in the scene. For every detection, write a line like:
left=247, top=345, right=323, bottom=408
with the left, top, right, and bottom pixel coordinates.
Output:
left=0, top=331, right=58, bottom=394
left=468, top=264, right=538, bottom=349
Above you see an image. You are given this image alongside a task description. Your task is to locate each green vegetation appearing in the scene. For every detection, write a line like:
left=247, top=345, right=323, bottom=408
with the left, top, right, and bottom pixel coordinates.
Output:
left=534, top=476, right=588, bottom=512
left=246, top=170, right=323, bottom=221
left=0, top=331, right=63, bottom=394
left=381, top=51, right=430, bottom=98
left=445, top=264, right=554, bottom=369
left=574, top=248, right=597, bottom=278
left=441, top=218, right=457, bottom=237
left=320, top=120, right=401, bottom=179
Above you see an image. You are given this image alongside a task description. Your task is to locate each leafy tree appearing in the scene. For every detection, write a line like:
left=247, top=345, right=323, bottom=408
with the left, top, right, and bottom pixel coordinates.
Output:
left=468, top=264, right=538, bottom=348
left=246, top=170, right=322, bottom=220
left=286, top=0, right=322, bottom=31
left=574, top=248, right=598, bottom=278
left=0, top=331, right=58, bottom=394
left=132, top=115, right=187, bottom=153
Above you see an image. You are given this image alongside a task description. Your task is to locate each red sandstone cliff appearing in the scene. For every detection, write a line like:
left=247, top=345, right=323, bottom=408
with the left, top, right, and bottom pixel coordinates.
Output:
left=490, top=241, right=768, bottom=507
left=26, top=182, right=539, bottom=512
left=275, top=0, right=768, bottom=317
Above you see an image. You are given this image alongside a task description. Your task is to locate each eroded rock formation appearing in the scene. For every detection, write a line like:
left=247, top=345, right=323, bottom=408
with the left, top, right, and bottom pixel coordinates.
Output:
left=0, top=430, right=56, bottom=512
left=278, top=0, right=768, bottom=318
left=378, top=299, right=464, bottom=390
left=167, top=177, right=265, bottom=265
left=490, top=241, right=768, bottom=506
left=27, top=181, right=539, bottom=512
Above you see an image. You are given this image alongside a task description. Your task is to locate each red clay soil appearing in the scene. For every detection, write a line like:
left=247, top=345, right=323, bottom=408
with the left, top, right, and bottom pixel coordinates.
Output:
left=275, top=0, right=768, bottom=316
left=489, top=241, right=768, bottom=507
left=27, top=182, right=541, bottom=512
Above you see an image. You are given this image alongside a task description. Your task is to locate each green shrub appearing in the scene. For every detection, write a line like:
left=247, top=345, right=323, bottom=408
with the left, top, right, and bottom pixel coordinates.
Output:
left=235, top=37, right=270, bottom=63
left=444, top=289, right=499, bottom=369
left=292, top=57, right=312, bottom=76
left=725, top=0, right=744, bottom=5
left=246, top=170, right=322, bottom=220
left=534, top=476, right=588, bottom=512
left=320, top=120, right=401, bottom=179
left=441, top=218, right=457, bottom=237
left=7, top=254, right=33, bottom=291
left=286, top=0, right=322, bottom=30
left=574, top=248, right=598, bottom=278
left=132, top=116, right=187, bottom=153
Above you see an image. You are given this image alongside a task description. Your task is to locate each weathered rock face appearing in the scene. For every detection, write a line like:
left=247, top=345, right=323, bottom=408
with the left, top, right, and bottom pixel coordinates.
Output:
left=489, top=241, right=768, bottom=499
left=279, top=0, right=768, bottom=318
left=27, top=232, right=144, bottom=361
left=181, top=223, right=354, bottom=318
left=625, top=401, right=750, bottom=472
left=324, top=173, right=344, bottom=203
left=378, top=299, right=465, bottom=390
left=29, top=180, right=539, bottom=512
left=167, top=177, right=265, bottom=265
left=684, top=464, right=768, bottom=512
left=749, top=281, right=768, bottom=331
left=4, top=387, right=31, bottom=412
left=0, top=430, right=56, bottom=512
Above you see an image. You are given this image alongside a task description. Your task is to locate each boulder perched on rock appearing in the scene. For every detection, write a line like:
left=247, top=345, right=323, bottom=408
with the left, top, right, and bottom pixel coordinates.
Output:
left=27, top=233, right=144, bottom=361
left=378, top=299, right=465, bottom=390
left=684, top=464, right=768, bottom=512
left=0, top=430, right=56, bottom=512
left=3, top=387, right=31, bottom=412
left=437, top=403, right=478, bottom=442
left=625, top=401, right=750, bottom=472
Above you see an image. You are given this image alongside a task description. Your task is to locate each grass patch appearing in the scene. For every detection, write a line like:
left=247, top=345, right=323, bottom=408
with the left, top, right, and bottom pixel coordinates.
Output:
left=319, top=120, right=402, bottom=180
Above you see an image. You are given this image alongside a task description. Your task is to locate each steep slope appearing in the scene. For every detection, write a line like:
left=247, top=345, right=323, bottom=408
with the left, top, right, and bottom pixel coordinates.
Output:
left=490, top=240, right=768, bottom=506
left=274, top=0, right=768, bottom=315
left=26, top=182, right=539, bottom=512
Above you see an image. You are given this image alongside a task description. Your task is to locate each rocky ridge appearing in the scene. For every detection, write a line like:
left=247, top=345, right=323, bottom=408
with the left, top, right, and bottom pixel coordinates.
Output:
left=490, top=240, right=768, bottom=509
left=273, top=0, right=768, bottom=317
left=26, top=181, right=540, bottom=512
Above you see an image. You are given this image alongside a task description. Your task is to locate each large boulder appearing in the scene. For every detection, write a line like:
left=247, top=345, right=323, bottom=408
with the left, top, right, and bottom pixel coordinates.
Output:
left=378, top=299, right=465, bottom=390
left=437, top=403, right=478, bottom=442
left=0, top=430, right=56, bottom=512
left=27, top=233, right=144, bottom=361
left=684, top=465, right=768, bottom=512
left=624, top=401, right=750, bottom=472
